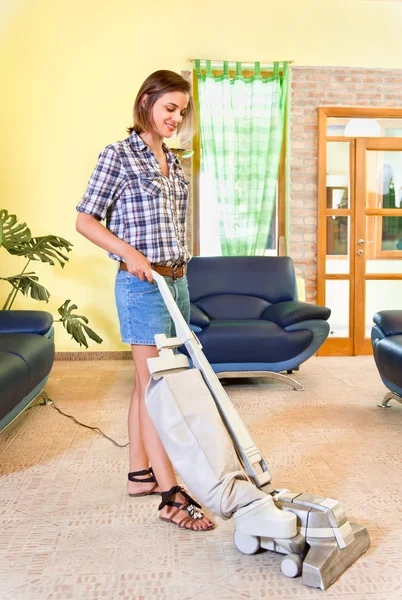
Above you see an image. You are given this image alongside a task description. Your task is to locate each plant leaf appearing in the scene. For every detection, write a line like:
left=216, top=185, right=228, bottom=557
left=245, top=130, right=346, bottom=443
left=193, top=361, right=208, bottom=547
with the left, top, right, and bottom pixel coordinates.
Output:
left=82, top=323, right=103, bottom=344
left=169, top=148, right=194, bottom=161
left=0, top=209, right=31, bottom=249
left=0, top=273, right=50, bottom=303
left=58, top=300, right=103, bottom=347
left=7, top=235, right=73, bottom=267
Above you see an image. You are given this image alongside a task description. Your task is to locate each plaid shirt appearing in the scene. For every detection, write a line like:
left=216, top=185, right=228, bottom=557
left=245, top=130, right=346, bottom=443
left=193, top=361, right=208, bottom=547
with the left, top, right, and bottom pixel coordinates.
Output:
left=76, top=131, right=191, bottom=266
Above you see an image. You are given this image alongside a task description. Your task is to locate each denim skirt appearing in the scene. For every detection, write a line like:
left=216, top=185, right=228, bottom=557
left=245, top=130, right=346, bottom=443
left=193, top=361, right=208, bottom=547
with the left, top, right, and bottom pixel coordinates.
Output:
left=114, top=270, right=190, bottom=345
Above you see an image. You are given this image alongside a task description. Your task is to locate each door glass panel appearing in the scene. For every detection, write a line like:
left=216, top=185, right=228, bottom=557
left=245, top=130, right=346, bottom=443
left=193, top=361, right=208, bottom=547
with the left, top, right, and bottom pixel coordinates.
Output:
left=366, top=259, right=402, bottom=274
left=365, top=280, right=402, bottom=337
left=366, top=150, right=402, bottom=209
left=326, top=280, right=349, bottom=338
left=365, top=216, right=402, bottom=256
left=326, top=142, right=349, bottom=209
left=327, top=117, right=402, bottom=137
left=326, top=216, right=349, bottom=273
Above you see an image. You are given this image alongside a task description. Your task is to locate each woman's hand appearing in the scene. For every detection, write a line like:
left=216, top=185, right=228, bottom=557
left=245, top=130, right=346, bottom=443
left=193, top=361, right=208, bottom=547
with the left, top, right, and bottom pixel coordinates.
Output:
left=123, top=248, right=154, bottom=283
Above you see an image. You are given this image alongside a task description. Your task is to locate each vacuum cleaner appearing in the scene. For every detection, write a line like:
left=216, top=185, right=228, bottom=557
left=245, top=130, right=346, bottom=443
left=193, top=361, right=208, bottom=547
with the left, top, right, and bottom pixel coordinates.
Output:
left=145, top=271, right=370, bottom=590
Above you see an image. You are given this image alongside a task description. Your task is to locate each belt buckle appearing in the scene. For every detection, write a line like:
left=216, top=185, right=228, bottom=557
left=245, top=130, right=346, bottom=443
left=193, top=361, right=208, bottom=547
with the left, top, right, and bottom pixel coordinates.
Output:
left=172, top=265, right=178, bottom=280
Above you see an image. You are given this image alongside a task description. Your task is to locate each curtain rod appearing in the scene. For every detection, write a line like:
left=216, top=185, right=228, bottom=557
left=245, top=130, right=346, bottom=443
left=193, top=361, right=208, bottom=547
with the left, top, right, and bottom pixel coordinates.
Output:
left=189, top=59, right=294, bottom=69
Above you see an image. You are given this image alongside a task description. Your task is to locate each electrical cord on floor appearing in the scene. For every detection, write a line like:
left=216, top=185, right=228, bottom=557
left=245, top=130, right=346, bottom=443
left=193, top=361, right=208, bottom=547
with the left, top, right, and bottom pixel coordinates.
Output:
left=37, top=393, right=129, bottom=448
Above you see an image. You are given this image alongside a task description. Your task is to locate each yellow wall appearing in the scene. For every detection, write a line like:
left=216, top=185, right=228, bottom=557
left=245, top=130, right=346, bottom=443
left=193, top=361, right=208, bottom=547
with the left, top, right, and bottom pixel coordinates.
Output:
left=1, top=0, right=401, bottom=351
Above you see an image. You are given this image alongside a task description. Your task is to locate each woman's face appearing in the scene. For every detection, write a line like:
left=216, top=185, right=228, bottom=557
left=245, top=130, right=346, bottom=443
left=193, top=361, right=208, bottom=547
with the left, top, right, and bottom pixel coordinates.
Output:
left=149, top=91, right=189, bottom=139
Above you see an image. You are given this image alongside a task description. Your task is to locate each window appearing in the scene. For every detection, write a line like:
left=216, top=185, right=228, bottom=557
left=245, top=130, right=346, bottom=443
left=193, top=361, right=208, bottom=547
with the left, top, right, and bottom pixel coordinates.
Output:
left=191, top=64, right=288, bottom=256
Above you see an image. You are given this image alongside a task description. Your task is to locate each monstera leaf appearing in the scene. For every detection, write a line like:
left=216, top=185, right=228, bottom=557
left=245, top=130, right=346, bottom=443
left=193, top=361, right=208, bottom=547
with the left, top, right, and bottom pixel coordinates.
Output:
left=1, top=273, right=50, bottom=305
left=0, top=207, right=103, bottom=347
left=58, top=300, right=103, bottom=348
left=0, top=210, right=31, bottom=249
left=7, top=235, right=73, bottom=267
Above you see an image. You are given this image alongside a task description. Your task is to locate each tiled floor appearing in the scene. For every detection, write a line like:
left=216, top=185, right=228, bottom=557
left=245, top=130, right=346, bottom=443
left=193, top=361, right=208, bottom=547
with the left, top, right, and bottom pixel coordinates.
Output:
left=1, top=357, right=401, bottom=599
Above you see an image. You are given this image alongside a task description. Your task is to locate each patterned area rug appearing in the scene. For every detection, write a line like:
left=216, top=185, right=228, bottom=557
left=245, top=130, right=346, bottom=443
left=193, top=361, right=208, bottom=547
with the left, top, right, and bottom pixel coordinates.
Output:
left=0, top=357, right=401, bottom=599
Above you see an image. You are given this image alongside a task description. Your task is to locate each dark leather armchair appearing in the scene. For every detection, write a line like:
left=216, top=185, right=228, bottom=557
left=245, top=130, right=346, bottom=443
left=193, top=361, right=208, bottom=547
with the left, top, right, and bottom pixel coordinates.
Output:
left=372, top=310, right=402, bottom=408
left=0, top=311, right=55, bottom=432
left=185, top=256, right=331, bottom=389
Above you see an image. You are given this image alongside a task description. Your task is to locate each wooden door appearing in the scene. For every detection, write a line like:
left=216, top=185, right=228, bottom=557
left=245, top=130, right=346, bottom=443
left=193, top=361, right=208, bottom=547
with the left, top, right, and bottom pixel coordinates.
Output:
left=354, top=137, right=402, bottom=354
left=317, top=108, right=402, bottom=356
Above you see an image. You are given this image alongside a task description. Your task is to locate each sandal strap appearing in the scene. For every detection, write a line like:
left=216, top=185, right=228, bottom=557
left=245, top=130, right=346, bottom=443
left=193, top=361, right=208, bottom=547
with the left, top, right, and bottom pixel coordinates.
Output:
left=158, top=486, right=202, bottom=512
left=128, top=467, right=156, bottom=484
left=178, top=515, right=193, bottom=529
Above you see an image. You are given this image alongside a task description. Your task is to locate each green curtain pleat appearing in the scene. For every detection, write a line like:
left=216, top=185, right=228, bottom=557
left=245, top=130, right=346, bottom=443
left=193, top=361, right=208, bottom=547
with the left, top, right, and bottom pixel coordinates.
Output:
left=195, top=59, right=289, bottom=256
left=284, top=63, right=291, bottom=256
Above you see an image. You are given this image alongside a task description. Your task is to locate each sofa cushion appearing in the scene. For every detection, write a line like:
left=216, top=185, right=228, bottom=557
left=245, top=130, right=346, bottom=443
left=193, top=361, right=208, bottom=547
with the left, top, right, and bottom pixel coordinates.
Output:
left=0, top=334, right=55, bottom=391
left=262, top=301, right=331, bottom=328
left=0, top=311, right=53, bottom=335
left=0, top=352, right=30, bottom=421
left=194, top=320, right=313, bottom=364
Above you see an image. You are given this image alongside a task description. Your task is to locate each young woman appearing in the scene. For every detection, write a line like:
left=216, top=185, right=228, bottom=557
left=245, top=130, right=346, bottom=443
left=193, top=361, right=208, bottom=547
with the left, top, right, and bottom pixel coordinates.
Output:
left=76, top=70, right=214, bottom=531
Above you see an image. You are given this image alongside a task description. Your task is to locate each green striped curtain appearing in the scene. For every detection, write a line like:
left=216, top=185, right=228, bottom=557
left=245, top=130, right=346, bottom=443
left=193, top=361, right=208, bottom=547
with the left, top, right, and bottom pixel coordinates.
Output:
left=195, top=60, right=289, bottom=256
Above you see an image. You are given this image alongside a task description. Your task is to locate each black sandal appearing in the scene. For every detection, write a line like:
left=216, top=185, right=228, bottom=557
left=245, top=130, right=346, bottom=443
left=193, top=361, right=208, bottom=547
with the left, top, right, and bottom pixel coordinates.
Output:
left=158, top=485, right=215, bottom=530
left=127, top=467, right=160, bottom=497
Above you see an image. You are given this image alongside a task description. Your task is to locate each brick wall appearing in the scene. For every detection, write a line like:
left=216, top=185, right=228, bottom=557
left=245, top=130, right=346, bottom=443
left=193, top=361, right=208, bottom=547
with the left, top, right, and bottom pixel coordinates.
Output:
left=290, top=66, right=402, bottom=302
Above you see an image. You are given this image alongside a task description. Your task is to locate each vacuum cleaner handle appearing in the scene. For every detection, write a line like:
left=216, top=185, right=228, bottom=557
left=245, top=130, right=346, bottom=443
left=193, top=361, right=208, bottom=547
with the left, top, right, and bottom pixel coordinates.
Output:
left=151, top=270, right=195, bottom=345
left=151, top=269, right=273, bottom=490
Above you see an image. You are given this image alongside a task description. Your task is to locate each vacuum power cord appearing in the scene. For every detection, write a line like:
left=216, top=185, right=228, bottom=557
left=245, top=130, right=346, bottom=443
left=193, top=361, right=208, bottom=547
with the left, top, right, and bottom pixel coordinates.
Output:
left=38, top=393, right=129, bottom=448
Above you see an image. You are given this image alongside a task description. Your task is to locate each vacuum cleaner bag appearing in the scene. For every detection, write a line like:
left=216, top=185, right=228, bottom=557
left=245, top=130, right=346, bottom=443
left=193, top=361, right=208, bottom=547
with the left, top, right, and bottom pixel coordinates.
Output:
left=146, top=367, right=266, bottom=519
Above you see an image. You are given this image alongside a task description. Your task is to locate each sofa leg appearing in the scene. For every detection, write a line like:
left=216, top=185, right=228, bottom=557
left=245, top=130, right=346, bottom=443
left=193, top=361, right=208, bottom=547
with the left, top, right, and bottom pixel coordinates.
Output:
left=217, top=371, right=304, bottom=391
left=378, top=390, right=402, bottom=408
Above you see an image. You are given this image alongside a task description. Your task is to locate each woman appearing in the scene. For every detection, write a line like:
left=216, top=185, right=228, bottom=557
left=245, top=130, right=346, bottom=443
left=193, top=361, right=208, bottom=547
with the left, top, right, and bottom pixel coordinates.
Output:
left=76, top=70, right=214, bottom=531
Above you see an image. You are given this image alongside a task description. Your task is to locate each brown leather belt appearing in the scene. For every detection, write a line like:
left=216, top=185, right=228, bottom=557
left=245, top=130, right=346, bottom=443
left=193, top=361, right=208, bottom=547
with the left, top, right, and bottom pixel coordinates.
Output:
left=119, top=261, right=186, bottom=280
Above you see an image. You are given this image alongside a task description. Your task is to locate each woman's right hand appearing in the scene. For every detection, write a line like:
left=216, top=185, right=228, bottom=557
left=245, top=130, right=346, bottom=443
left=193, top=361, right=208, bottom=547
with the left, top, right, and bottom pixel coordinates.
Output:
left=123, top=248, right=154, bottom=283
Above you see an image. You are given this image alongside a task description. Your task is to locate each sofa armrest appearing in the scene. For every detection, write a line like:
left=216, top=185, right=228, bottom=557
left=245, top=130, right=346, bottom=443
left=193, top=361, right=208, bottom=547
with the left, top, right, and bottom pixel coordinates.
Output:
left=190, top=304, right=210, bottom=329
left=373, top=310, right=402, bottom=337
left=262, top=301, right=331, bottom=328
left=0, top=310, right=53, bottom=335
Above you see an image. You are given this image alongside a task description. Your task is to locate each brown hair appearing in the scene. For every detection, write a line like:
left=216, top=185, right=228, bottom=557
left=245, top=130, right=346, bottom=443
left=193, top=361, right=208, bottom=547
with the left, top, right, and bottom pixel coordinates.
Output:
left=127, top=70, right=194, bottom=136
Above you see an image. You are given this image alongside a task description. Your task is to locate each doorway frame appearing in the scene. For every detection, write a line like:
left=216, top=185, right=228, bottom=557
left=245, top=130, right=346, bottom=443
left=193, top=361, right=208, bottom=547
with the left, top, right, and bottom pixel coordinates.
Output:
left=317, top=106, right=402, bottom=356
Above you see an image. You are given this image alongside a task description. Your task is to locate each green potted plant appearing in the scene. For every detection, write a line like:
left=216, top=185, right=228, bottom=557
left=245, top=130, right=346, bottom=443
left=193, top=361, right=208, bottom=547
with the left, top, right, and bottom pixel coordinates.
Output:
left=0, top=209, right=102, bottom=348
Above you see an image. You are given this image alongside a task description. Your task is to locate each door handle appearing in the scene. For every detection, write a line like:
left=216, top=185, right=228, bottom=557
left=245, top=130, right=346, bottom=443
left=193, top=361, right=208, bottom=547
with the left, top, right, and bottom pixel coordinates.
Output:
left=357, top=239, right=374, bottom=245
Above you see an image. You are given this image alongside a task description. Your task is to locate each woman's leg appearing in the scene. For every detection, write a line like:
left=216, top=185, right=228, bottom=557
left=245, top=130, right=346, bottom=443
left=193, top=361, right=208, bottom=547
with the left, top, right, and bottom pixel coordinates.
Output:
left=132, top=343, right=214, bottom=530
left=126, top=366, right=160, bottom=495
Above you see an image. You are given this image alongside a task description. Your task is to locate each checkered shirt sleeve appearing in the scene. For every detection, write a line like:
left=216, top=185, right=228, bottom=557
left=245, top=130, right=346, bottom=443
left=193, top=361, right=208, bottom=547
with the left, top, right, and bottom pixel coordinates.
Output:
left=77, top=146, right=126, bottom=220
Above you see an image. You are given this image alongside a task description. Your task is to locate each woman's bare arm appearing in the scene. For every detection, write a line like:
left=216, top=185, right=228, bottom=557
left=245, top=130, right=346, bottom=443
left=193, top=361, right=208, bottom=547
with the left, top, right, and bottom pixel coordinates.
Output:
left=76, top=213, right=153, bottom=282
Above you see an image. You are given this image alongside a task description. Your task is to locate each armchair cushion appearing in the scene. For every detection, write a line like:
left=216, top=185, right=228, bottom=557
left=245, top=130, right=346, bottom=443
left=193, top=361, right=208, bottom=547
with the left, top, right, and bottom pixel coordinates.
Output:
left=373, top=310, right=402, bottom=337
left=190, top=303, right=210, bottom=328
left=195, top=320, right=313, bottom=364
left=262, top=301, right=331, bottom=329
left=196, top=295, right=270, bottom=320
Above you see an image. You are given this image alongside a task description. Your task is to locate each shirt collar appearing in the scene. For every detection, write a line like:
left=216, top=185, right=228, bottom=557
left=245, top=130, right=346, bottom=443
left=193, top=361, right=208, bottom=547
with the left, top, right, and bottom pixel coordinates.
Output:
left=128, top=131, right=178, bottom=166
left=128, top=131, right=148, bottom=152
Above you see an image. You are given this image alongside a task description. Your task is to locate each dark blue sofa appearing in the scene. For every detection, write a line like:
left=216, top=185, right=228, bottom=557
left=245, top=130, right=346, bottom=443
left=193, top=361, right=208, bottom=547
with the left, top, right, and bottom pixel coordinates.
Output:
left=0, top=311, right=55, bottom=432
left=372, top=310, right=402, bottom=408
left=185, top=256, right=330, bottom=387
